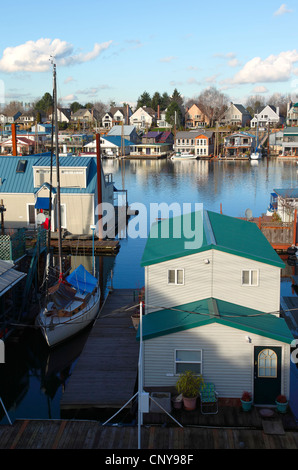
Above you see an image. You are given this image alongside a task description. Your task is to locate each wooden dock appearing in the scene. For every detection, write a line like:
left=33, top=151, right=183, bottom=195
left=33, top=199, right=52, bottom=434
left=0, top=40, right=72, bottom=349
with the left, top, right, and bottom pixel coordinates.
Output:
left=50, top=238, right=120, bottom=255
left=1, top=418, right=298, bottom=449
left=60, top=289, right=140, bottom=412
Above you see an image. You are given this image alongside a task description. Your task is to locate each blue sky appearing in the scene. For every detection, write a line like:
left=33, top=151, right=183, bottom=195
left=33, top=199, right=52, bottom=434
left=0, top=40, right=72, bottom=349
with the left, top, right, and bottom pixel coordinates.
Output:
left=0, top=0, right=297, bottom=108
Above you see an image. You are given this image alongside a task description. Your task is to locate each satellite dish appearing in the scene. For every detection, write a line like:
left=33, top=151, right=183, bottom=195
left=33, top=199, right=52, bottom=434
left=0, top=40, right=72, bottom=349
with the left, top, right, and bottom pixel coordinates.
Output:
left=245, top=208, right=253, bottom=220
left=36, top=212, right=46, bottom=224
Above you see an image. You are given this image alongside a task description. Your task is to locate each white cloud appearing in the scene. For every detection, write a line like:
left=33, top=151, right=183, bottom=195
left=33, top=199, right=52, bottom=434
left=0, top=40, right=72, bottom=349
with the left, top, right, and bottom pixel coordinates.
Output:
left=160, top=56, right=177, bottom=63
left=0, top=38, right=113, bottom=72
left=251, top=85, right=268, bottom=93
left=232, top=50, right=298, bottom=84
left=64, top=76, right=75, bottom=84
left=62, top=94, right=78, bottom=102
left=274, top=4, right=293, bottom=16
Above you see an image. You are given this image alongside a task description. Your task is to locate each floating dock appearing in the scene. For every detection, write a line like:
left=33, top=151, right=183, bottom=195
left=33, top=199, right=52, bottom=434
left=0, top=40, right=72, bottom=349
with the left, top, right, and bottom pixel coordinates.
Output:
left=50, top=238, right=120, bottom=255
left=60, top=289, right=139, bottom=412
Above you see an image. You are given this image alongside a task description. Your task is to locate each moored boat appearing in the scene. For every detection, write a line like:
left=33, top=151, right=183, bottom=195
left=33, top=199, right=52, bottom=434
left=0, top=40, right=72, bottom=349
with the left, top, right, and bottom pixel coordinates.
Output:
left=36, top=264, right=100, bottom=347
left=36, top=62, right=100, bottom=347
left=171, top=152, right=197, bottom=160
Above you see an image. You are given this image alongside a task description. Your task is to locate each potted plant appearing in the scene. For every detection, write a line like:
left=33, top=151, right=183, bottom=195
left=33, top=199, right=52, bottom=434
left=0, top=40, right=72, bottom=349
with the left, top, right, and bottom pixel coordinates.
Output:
left=175, top=370, right=204, bottom=411
left=275, top=394, right=288, bottom=413
left=240, top=391, right=253, bottom=411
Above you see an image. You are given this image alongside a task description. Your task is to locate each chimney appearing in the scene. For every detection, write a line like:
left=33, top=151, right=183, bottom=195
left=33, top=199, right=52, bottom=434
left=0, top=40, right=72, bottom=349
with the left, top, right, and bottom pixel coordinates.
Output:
left=276, top=106, right=279, bottom=117
left=126, top=104, right=129, bottom=124
left=158, top=105, right=160, bottom=120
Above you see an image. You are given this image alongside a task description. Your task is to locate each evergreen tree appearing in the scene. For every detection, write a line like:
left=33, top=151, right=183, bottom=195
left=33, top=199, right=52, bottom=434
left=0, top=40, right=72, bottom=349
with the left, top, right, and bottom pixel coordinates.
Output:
left=137, top=91, right=151, bottom=109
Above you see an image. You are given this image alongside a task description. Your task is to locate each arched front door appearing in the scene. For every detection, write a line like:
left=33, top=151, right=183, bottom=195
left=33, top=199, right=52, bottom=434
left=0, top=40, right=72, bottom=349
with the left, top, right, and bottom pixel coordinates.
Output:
left=254, top=346, right=281, bottom=405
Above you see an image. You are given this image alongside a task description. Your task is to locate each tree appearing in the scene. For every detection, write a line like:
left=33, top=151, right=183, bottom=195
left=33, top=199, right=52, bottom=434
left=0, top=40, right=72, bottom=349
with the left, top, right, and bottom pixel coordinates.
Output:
left=136, top=91, right=151, bottom=109
left=245, top=95, right=266, bottom=116
left=161, top=92, right=171, bottom=110
left=165, top=101, right=183, bottom=127
left=70, top=101, right=83, bottom=113
left=171, top=88, right=184, bottom=109
left=34, top=92, right=54, bottom=115
left=151, top=92, right=162, bottom=111
left=3, top=101, right=24, bottom=116
left=198, top=86, right=229, bottom=126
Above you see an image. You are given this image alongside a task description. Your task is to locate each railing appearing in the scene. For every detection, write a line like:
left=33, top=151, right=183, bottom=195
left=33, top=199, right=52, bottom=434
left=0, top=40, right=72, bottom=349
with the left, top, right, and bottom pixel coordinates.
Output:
left=0, top=228, right=26, bottom=261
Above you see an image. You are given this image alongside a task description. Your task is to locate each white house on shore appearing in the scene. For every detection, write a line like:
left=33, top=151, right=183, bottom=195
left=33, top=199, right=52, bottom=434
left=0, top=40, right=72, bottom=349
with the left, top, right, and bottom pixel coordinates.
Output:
left=138, top=210, right=293, bottom=406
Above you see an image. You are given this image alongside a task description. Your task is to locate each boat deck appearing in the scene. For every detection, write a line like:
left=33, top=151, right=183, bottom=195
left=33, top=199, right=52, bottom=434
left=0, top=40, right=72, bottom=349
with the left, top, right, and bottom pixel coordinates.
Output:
left=60, top=289, right=139, bottom=412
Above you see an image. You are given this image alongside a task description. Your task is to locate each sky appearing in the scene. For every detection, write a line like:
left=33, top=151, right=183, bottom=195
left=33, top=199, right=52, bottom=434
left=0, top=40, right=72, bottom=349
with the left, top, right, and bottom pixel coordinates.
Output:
left=0, top=0, right=297, bottom=109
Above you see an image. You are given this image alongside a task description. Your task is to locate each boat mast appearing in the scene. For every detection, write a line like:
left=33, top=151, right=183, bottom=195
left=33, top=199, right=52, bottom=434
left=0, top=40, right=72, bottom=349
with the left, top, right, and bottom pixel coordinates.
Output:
left=53, top=62, right=63, bottom=280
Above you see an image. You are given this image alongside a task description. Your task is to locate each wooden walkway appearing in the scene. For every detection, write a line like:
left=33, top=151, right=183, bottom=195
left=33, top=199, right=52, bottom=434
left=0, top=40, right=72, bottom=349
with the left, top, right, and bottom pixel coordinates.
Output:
left=60, top=289, right=139, bottom=411
left=1, top=419, right=298, bottom=449
left=50, top=238, right=120, bottom=255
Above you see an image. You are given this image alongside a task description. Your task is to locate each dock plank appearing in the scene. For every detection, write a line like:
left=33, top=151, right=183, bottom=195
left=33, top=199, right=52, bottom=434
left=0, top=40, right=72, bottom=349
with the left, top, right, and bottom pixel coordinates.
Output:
left=1, top=419, right=298, bottom=449
left=60, top=289, right=139, bottom=410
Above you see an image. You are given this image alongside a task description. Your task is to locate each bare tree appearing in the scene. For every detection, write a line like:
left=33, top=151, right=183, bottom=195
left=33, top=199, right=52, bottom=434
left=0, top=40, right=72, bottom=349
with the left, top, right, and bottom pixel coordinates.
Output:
left=197, top=87, right=229, bottom=126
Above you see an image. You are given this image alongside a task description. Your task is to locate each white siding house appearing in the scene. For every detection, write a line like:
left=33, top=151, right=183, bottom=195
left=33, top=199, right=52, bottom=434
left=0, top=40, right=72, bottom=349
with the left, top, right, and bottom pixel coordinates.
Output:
left=139, top=210, right=293, bottom=405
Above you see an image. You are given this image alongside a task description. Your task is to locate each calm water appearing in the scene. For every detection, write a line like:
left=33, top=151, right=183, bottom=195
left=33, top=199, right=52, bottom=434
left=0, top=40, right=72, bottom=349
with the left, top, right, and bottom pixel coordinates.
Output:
left=1, top=157, right=298, bottom=423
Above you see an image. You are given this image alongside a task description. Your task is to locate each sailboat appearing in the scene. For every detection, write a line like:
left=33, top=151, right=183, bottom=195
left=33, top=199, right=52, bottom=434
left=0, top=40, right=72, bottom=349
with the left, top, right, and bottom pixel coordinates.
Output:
left=36, top=63, right=100, bottom=347
left=250, top=113, right=262, bottom=160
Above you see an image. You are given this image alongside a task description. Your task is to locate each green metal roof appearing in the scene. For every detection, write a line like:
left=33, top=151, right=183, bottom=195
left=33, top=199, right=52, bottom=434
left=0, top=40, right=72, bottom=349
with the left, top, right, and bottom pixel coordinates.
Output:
left=141, top=210, right=284, bottom=269
left=137, top=297, right=293, bottom=344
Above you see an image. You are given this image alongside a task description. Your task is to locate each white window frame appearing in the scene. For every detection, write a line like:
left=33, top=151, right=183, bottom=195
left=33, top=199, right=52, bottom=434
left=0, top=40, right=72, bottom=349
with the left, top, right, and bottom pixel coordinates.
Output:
left=241, top=269, right=259, bottom=286
left=175, top=349, right=202, bottom=375
left=168, top=268, right=184, bottom=285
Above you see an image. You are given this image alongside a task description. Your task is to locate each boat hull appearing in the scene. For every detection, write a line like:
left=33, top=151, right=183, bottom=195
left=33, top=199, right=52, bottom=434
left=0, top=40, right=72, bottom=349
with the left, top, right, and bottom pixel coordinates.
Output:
left=36, top=290, right=100, bottom=347
left=171, top=154, right=197, bottom=160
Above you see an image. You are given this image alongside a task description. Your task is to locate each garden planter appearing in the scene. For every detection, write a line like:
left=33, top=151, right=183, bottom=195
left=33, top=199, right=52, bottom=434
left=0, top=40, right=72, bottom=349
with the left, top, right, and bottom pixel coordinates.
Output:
left=276, top=400, right=288, bottom=413
left=183, top=396, right=197, bottom=411
left=240, top=399, right=253, bottom=411
left=172, top=394, right=183, bottom=409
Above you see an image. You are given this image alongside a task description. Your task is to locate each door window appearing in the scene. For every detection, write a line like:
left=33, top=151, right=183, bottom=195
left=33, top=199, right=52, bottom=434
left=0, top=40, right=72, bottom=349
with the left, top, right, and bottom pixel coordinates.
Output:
left=258, top=349, right=277, bottom=378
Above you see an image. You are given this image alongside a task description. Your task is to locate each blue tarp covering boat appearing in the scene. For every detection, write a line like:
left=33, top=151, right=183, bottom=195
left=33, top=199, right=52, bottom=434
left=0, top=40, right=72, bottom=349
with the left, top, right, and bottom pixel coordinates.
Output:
left=66, top=264, right=98, bottom=294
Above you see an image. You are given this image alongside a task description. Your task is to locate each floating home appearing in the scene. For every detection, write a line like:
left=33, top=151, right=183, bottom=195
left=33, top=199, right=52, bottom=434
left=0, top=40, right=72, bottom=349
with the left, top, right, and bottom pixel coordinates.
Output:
left=139, top=210, right=293, bottom=406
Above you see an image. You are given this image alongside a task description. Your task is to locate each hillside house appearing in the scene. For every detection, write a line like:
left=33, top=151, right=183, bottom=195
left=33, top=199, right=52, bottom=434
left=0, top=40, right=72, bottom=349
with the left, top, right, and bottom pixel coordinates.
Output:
left=139, top=210, right=293, bottom=405
left=129, top=106, right=157, bottom=131
left=102, top=106, right=132, bottom=129
left=251, top=105, right=282, bottom=130
left=185, top=104, right=210, bottom=128
left=220, top=103, right=251, bottom=128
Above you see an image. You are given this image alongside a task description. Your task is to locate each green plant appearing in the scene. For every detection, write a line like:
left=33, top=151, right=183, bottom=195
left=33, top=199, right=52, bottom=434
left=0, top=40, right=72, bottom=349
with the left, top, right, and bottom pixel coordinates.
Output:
left=175, top=370, right=204, bottom=398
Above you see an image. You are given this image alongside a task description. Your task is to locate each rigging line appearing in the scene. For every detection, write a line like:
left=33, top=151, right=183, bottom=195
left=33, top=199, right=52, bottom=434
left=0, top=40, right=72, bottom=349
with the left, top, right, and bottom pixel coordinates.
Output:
left=143, top=303, right=283, bottom=318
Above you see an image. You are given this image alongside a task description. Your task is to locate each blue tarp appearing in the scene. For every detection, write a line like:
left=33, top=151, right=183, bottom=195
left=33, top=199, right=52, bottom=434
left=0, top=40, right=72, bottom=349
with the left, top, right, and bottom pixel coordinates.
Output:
left=35, top=197, right=50, bottom=210
left=66, top=264, right=98, bottom=294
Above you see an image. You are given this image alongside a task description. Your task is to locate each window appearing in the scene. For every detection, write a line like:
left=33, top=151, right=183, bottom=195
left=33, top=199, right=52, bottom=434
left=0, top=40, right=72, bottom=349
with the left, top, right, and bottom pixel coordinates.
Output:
left=168, top=269, right=184, bottom=285
left=258, top=349, right=277, bottom=378
left=175, top=349, right=202, bottom=375
left=242, top=269, right=258, bottom=286
left=16, top=159, right=27, bottom=173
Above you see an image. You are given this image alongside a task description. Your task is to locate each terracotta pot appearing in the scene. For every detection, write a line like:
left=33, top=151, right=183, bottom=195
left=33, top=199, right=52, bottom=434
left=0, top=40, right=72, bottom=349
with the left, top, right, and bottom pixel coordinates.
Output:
left=183, top=396, right=197, bottom=411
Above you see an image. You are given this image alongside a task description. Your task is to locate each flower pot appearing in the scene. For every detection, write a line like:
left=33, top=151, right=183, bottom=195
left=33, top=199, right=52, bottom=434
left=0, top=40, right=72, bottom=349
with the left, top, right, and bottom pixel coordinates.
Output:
left=183, top=396, right=197, bottom=411
left=275, top=400, right=288, bottom=413
left=172, top=394, right=183, bottom=410
left=240, top=399, right=253, bottom=411
left=131, top=313, right=140, bottom=330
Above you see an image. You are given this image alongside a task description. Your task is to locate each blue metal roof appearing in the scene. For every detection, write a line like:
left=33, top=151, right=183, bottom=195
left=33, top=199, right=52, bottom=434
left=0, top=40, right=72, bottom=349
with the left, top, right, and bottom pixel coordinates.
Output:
left=103, top=135, right=135, bottom=147
left=0, top=154, right=98, bottom=194
left=274, top=188, right=298, bottom=199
